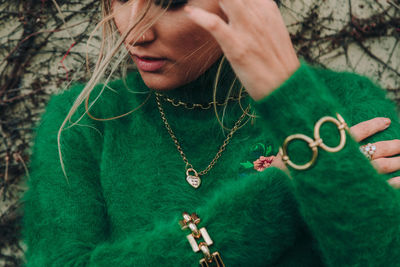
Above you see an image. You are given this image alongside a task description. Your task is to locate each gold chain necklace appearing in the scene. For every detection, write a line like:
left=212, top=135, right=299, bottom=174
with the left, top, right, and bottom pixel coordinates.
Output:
left=159, top=92, right=248, bottom=110
left=155, top=92, right=251, bottom=189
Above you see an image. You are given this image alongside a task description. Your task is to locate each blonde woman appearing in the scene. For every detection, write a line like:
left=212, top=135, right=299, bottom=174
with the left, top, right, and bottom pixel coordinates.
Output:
left=21, top=0, right=400, bottom=266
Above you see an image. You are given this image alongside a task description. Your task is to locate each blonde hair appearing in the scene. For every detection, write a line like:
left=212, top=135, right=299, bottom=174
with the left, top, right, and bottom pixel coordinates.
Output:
left=57, top=0, right=255, bottom=185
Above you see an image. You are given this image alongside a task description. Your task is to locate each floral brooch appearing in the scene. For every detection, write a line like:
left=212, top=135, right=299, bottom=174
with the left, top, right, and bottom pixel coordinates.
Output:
left=240, top=142, right=276, bottom=173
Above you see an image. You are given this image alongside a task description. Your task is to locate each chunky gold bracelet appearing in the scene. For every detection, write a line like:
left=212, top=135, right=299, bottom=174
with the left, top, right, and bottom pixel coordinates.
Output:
left=179, top=212, right=225, bottom=267
left=279, top=113, right=349, bottom=170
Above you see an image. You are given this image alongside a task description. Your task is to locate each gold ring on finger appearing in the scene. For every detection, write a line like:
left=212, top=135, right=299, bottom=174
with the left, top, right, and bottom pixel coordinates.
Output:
left=359, top=143, right=377, bottom=160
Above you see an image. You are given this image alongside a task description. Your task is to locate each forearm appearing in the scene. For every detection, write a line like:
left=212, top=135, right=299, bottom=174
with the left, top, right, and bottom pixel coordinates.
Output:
left=24, top=169, right=300, bottom=267
left=251, top=60, right=400, bottom=266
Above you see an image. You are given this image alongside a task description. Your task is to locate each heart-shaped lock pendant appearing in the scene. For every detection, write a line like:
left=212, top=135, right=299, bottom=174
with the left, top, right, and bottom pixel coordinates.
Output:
left=186, top=168, right=201, bottom=189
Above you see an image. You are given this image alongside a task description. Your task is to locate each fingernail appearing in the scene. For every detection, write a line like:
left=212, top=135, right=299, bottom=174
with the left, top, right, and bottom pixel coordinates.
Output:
left=184, top=6, right=193, bottom=13
left=385, top=118, right=391, bottom=126
left=219, top=1, right=226, bottom=11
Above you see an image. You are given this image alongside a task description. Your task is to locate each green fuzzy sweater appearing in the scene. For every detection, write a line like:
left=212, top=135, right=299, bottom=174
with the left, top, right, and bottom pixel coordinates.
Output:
left=21, top=58, right=400, bottom=267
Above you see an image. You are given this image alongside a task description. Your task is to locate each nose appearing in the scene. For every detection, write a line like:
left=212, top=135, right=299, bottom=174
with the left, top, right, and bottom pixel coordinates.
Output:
left=132, top=27, right=156, bottom=46
left=127, top=0, right=157, bottom=46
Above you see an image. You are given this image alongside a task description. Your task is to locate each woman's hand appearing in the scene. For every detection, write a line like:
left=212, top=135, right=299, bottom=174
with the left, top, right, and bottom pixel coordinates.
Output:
left=271, top=117, right=400, bottom=189
left=350, top=117, right=400, bottom=189
left=184, top=0, right=300, bottom=101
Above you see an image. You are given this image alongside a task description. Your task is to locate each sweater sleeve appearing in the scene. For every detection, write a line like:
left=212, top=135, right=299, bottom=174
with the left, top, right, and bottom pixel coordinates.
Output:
left=20, top=84, right=184, bottom=266
left=20, top=84, right=300, bottom=266
left=251, top=59, right=400, bottom=266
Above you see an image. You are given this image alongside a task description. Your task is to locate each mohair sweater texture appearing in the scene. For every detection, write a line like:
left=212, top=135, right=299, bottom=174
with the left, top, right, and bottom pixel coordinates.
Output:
left=21, top=59, right=400, bottom=266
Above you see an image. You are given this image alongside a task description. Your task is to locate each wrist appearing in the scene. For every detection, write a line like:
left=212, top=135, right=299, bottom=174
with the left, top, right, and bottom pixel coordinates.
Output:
left=248, top=58, right=301, bottom=101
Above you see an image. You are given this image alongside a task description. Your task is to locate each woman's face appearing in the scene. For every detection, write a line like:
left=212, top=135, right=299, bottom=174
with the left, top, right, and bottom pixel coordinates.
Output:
left=111, top=0, right=225, bottom=91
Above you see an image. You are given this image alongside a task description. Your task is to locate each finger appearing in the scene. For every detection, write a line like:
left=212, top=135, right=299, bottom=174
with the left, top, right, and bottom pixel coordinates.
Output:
left=370, top=140, right=400, bottom=160
left=271, top=153, right=290, bottom=177
left=371, top=157, right=400, bottom=174
left=184, top=6, right=236, bottom=54
left=388, top=177, right=400, bottom=189
left=350, top=117, right=391, bottom=142
left=271, top=153, right=286, bottom=170
left=219, top=0, right=246, bottom=22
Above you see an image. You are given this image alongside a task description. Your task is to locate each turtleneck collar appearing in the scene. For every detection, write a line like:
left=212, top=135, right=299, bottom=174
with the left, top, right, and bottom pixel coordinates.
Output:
left=126, top=56, right=247, bottom=106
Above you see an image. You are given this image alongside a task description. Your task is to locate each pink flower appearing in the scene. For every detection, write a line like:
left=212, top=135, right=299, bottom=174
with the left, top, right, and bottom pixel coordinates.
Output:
left=253, top=156, right=275, bottom=172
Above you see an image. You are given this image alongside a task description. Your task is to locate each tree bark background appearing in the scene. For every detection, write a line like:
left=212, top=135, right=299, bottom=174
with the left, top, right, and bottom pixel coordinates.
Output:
left=0, top=0, right=399, bottom=266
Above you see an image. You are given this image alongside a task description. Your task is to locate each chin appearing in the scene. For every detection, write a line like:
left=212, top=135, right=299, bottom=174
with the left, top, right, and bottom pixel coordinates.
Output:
left=141, top=75, right=180, bottom=91
left=139, top=71, right=195, bottom=91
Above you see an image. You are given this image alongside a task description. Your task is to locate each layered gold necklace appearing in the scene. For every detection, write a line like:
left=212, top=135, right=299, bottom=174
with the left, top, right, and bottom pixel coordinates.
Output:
left=155, top=92, right=250, bottom=189
left=158, top=91, right=248, bottom=110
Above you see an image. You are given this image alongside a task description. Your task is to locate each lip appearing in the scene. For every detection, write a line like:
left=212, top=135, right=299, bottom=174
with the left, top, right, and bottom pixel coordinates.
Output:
left=133, top=54, right=167, bottom=72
